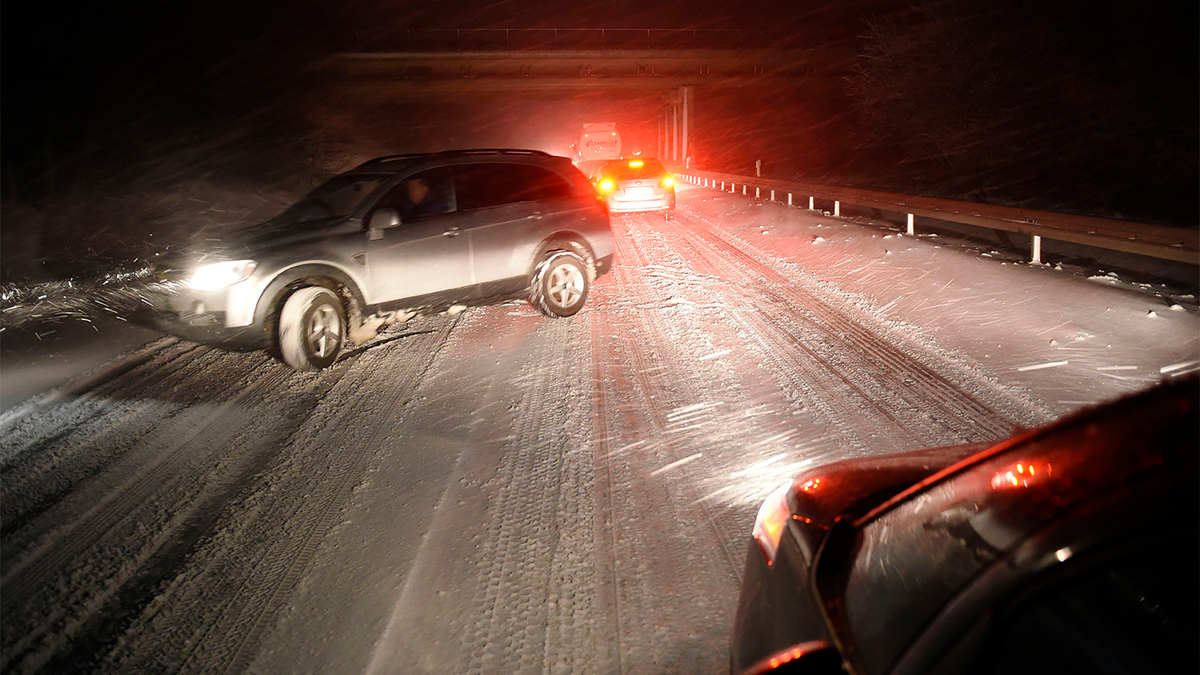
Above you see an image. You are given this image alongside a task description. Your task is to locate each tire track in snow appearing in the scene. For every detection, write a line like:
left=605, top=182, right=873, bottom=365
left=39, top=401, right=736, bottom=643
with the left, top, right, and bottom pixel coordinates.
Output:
left=675, top=209, right=1049, bottom=438
left=583, top=215, right=791, bottom=674
left=1, top=340, right=215, bottom=540
left=362, top=307, right=599, bottom=675
left=1, top=352, right=296, bottom=674
left=2, top=324, right=442, bottom=673
left=0, top=338, right=201, bottom=473
left=143, top=318, right=461, bottom=675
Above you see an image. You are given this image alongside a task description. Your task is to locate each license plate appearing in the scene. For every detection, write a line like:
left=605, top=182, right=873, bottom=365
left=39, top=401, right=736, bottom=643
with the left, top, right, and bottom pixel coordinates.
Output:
left=625, top=187, right=652, bottom=197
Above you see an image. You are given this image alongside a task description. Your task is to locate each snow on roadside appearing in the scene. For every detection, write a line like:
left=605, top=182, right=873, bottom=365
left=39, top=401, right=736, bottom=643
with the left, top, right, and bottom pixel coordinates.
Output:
left=680, top=185, right=1200, bottom=416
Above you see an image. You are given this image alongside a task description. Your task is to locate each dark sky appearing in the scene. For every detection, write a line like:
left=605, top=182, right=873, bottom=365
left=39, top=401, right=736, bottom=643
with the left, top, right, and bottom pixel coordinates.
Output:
left=2, top=0, right=1195, bottom=222
left=1, top=1, right=893, bottom=183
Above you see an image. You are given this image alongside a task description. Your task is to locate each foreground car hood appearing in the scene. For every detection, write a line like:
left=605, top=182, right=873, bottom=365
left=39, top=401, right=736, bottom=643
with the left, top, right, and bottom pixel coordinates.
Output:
left=785, top=442, right=993, bottom=565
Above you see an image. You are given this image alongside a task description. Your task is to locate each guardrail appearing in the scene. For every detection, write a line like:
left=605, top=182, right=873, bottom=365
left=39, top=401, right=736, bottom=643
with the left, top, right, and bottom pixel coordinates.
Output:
left=675, top=169, right=1199, bottom=265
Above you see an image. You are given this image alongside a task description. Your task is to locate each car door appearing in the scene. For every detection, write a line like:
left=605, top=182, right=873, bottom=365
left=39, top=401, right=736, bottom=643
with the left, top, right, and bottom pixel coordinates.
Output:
left=459, top=163, right=574, bottom=298
left=362, top=167, right=476, bottom=307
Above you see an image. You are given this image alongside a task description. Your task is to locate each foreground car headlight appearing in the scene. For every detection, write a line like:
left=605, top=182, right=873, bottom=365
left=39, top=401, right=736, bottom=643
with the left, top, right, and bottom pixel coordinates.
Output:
left=752, top=481, right=794, bottom=564
left=189, top=260, right=258, bottom=291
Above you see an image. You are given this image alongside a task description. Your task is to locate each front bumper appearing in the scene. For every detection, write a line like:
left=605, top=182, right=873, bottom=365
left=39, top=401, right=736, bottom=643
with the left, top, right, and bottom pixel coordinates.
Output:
left=730, top=536, right=837, bottom=674
left=141, top=283, right=270, bottom=349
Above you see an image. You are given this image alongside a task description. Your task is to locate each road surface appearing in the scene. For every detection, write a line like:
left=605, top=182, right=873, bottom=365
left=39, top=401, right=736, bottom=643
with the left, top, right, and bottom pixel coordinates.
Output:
left=2, top=184, right=1195, bottom=674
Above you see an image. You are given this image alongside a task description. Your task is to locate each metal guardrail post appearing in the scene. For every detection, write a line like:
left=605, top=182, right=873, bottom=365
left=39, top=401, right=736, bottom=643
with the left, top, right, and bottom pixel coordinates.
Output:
left=788, top=193, right=793, bottom=206
left=808, top=196, right=814, bottom=210
left=771, top=189, right=776, bottom=201
left=834, top=201, right=840, bottom=217
left=907, top=213, right=915, bottom=236
left=1032, top=235, right=1042, bottom=264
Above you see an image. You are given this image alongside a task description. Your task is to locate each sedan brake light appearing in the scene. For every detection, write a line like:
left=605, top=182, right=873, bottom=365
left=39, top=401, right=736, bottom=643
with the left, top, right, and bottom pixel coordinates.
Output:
left=597, top=178, right=616, bottom=194
left=661, top=176, right=674, bottom=188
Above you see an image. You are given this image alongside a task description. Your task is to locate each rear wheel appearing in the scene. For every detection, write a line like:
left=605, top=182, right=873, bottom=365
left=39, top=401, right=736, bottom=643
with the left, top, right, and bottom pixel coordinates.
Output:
left=279, top=287, right=345, bottom=371
left=531, top=251, right=589, bottom=318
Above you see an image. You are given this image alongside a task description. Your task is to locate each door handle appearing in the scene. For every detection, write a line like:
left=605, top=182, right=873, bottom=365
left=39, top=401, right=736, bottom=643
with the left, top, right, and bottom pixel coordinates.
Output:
left=442, top=227, right=461, bottom=237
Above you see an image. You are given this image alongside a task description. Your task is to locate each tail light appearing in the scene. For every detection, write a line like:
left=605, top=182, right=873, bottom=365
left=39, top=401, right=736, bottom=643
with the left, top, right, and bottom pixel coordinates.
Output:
left=661, top=176, right=674, bottom=188
left=597, top=178, right=616, bottom=194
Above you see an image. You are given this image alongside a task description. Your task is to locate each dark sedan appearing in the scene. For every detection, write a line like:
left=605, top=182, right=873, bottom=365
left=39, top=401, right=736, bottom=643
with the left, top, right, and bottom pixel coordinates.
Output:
left=731, top=375, right=1198, bottom=675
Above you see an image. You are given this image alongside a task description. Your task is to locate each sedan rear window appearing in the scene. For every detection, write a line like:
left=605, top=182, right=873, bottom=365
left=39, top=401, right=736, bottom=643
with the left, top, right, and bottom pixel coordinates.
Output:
left=599, top=158, right=668, bottom=181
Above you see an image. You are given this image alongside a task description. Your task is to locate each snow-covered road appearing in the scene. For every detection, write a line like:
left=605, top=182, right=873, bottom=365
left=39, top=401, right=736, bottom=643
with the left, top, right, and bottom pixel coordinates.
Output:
left=2, top=183, right=1196, bottom=674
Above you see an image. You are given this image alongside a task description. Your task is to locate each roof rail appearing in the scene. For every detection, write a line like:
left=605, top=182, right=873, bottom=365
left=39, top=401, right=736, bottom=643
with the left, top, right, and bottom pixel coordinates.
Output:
left=431, top=148, right=552, bottom=157
left=353, top=148, right=553, bottom=171
left=353, top=153, right=428, bottom=169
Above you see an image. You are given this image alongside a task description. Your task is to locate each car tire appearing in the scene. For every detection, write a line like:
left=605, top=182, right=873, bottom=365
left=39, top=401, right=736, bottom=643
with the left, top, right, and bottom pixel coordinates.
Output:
left=531, top=251, right=589, bottom=318
left=278, top=287, right=345, bottom=371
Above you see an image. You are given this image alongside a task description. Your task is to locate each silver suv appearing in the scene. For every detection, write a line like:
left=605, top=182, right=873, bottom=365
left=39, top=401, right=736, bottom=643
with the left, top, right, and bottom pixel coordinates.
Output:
left=151, top=149, right=614, bottom=370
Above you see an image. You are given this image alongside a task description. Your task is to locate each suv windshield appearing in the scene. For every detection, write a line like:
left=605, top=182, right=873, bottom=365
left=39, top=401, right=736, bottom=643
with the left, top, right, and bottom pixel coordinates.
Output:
left=273, top=174, right=387, bottom=225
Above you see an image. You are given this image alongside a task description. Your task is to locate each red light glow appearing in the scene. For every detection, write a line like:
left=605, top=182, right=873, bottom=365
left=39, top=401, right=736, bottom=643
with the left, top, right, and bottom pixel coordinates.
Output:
left=990, top=461, right=1053, bottom=490
left=597, top=178, right=616, bottom=194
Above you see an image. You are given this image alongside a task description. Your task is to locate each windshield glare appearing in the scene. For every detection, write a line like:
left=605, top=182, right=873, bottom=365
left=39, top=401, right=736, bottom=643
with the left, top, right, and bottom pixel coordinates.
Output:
left=275, top=175, right=387, bottom=224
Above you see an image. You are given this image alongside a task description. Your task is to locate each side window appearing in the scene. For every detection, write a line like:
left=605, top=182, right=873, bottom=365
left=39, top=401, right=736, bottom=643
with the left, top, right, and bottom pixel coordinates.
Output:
left=453, top=163, right=572, bottom=210
left=454, top=164, right=522, bottom=210
left=523, top=166, right=574, bottom=201
left=376, top=167, right=456, bottom=222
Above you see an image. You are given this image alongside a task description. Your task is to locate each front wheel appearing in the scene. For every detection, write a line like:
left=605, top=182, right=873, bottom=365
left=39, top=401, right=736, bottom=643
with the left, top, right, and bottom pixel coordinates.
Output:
left=531, top=251, right=590, bottom=318
left=278, top=287, right=345, bottom=371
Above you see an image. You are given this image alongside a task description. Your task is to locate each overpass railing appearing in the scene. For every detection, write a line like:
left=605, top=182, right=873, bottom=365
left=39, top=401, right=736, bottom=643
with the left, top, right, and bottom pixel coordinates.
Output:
left=674, top=169, right=1198, bottom=265
left=346, top=28, right=802, bottom=52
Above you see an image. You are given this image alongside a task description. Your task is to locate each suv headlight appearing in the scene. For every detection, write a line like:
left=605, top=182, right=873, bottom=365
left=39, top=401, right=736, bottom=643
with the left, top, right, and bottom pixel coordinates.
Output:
left=189, top=260, right=258, bottom=291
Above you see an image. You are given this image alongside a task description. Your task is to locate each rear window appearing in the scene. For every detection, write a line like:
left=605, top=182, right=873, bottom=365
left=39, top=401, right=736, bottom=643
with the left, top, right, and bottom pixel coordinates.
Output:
left=599, top=158, right=668, bottom=181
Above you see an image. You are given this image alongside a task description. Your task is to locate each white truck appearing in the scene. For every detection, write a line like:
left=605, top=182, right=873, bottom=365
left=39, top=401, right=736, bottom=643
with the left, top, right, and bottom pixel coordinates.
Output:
left=572, top=123, right=622, bottom=165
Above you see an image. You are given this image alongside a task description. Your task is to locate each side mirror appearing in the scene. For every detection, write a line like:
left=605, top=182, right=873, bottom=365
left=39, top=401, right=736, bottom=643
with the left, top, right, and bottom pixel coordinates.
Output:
left=368, top=208, right=401, bottom=241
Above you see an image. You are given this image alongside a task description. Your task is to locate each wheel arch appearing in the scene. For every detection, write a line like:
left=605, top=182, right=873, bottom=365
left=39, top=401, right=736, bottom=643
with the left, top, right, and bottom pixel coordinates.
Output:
left=254, top=264, right=367, bottom=346
left=530, top=232, right=597, bottom=283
